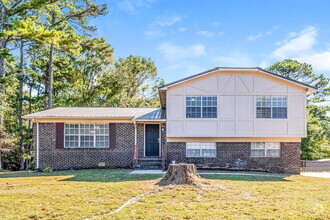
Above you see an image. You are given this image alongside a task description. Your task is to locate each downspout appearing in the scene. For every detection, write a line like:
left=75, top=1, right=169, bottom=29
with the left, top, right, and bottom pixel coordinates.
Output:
left=134, top=121, right=137, bottom=146
left=133, top=121, right=138, bottom=168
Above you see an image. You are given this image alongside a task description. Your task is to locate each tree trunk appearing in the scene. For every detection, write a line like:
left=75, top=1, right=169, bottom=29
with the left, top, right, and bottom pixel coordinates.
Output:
left=0, top=7, right=8, bottom=126
left=47, top=43, right=54, bottom=109
left=18, top=40, right=24, bottom=138
left=18, top=40, right=25, bottom=170
left=47, top=12, right=56, bottom=109
left=161, top=163, right=201, bottom=185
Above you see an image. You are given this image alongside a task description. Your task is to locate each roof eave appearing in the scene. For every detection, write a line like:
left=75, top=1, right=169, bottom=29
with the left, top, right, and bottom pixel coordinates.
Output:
left=133, top=119, right=167, bottom=122
left=157, top=67, right=317, bottom=92
left=22, top=116, right=135, bottom=120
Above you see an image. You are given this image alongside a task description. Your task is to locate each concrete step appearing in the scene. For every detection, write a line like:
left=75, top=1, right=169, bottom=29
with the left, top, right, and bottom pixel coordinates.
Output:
left=137, top=157, right=163, bottom=170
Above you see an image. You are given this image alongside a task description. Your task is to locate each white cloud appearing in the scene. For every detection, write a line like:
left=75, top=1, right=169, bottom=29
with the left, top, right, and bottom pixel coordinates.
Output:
left=247, top=26, right=279, bottom=41
left=178, top=27, right=187, bottom=32
left=263, top=26, right=330, bottom=72
left=275, top=32, right=298, bottom=46
left=212, top=22, right=221, bottom=27
left=117, top=0, right=156, bottom=13
left=196, top=30, right=224, bottom=37
left=154, top=15, right=182, bottom=26
left=144, top=29, right=164, bottom=38
left=271, top=26, right=317, bottom=59
left=157, top=42, right=206, bottom=61
left=144, top=14, right=183, bottom=38
left=295, top=52, right=330, bottom=72
left=163, top=61, right=208, bottom=77
left=213, top=52, right=254, bottom=67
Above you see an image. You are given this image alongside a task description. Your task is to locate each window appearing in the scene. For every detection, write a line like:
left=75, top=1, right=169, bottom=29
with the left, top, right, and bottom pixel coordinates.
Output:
left=64, top=124, right=109, bottom=148
left=186, top=96, right=217, bottom=118
left=251, top=142, right=281, bottom=157
left=186, top=142, right=216, bottom=157
left=256, top=96, right=287, bottom=118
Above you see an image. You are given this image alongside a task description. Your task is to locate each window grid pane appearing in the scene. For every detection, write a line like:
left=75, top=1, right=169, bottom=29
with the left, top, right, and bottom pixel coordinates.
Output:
left=186, top=142, right=216, bottom=157
left=186, top=96, right=217, bottom=118
left=272, top=107, right=287, bottom=118
left=257, top=107, right=271, bottom=118
left=186, top=107, right=201, bottom=118
left=251, top=142, right=281, bottom=157
left=64, top=124, right=109, bottom=148
left=256, top=96, right=287, bottom=119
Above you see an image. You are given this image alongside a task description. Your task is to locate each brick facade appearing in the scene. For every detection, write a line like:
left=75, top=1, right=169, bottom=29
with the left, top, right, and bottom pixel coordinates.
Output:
left=35, top=123, right=135, bottom=170
left=34, top=123, right=300, bottom=173
left=166, top=142, right=301, bottom=174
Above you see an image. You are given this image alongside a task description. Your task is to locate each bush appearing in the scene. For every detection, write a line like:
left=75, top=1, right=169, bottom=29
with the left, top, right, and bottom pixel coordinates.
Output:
left=2, top=148, right=21, bottom=171
left=28, top=161, right=35, bottom=170
left=43, top=167, right=53, bottom=172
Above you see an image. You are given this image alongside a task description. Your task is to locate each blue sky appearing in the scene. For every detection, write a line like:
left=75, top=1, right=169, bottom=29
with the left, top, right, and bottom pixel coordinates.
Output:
left=93, top=0, right=330, bottom=83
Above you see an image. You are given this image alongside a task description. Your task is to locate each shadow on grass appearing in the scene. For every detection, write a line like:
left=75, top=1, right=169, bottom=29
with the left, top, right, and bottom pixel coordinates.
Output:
left=0, top=169, right=162, bottom=182
left=201, top=174, right=291, bottom=182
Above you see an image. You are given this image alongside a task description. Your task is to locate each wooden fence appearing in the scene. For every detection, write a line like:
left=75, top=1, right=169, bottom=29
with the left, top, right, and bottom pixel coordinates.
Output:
left=301, top=160, right=330, bottom=171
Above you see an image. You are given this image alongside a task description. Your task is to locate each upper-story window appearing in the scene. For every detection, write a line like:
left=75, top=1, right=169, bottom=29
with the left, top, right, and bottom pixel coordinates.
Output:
left=256, top=96, right=287, bottom=119
left=186, top=96, right=217, bottom=118
left=64, top=123, right=109, bottom=148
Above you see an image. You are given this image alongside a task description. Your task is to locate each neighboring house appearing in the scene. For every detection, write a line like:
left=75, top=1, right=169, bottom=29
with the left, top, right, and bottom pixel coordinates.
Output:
left=23, top=67, right=317, bottom=173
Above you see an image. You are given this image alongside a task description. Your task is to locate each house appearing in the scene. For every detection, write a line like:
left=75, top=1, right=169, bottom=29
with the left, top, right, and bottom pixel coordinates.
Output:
left=22, top=67, right=317, bottom=173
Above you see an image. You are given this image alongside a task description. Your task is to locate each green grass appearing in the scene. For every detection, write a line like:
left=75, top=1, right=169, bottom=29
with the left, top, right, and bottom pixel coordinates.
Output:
left=1, top=169, right=329, bottom=219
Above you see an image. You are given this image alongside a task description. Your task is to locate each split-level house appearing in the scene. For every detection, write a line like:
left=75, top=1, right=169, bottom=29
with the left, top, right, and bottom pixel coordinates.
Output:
left=23, top=67, right=317, bottom=173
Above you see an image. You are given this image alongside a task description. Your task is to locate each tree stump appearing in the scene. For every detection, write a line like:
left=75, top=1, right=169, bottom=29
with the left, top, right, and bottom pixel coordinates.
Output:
left=160, top=163, right=202, bottom=185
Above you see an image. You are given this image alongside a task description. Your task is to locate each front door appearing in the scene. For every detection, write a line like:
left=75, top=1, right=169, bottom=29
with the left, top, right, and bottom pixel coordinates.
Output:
left=145, top=124, right=160, bottom=157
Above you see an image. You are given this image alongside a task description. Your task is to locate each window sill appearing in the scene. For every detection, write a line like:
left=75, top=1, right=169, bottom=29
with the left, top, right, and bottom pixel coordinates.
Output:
left=256, top=118, right=288, bottom=120
left=63, top=147, right=110, bottom=149
left=251, top=156, right=281, bottom=158
left=186, top=156, right=217, bottom=158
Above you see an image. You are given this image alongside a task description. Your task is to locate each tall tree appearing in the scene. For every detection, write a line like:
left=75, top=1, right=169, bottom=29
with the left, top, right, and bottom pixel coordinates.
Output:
left=268, top=59, right=330, bottom=160
left=268, top=59, right=330, bottom=102
left=55, top=37, right=114, bottom=106
left=41, top=0, right=107, bottom=109
left=103, top=55, right=161, bottom=107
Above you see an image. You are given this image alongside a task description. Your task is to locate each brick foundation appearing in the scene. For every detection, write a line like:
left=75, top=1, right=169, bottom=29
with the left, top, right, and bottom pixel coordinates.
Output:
left=166, top=142, right=301, bottom=174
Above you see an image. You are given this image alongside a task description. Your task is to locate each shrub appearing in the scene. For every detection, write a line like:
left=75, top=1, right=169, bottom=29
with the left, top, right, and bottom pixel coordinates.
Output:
left=28, top=161, right=35, bottom=170
left=2, top=148, right=21, bottom=171
left=43, top=167, right=53, bottom=172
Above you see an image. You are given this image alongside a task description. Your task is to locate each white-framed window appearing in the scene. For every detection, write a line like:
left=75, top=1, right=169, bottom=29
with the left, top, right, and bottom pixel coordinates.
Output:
left=186, top=142, right=216, bottom=157
left=64, top=123, right=109, bottom=148
left=186, top=96, right=217, bottom=118
left=251, top=142, right=281, bottom=157
left=256, top=96, right=287, bottom=119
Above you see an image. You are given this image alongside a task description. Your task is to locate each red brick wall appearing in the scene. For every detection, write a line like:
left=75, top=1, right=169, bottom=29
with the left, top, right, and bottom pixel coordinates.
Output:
left=166, top=142, right=301, bottom=174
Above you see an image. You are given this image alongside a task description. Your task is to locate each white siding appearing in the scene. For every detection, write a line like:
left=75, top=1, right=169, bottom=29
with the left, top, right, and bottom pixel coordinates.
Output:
left=166, top=70, right=307, bottom=138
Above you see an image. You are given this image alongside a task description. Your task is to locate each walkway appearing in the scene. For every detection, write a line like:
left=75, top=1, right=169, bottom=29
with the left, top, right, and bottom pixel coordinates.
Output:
left=301, top=172, right=330, bottom=179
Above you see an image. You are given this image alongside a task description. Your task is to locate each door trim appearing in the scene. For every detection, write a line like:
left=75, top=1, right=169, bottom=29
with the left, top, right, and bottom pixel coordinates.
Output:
left=144, top=123, right=161, bottom=157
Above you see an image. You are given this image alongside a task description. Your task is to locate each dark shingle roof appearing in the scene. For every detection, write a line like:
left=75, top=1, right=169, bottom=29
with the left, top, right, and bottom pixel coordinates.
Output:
left=158, top=67, right=317, bottom=90
left=135, top=108, right=166, bottom=120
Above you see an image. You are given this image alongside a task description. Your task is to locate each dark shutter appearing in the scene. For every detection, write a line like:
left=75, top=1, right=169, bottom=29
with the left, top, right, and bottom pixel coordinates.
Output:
left=55, top=123, right=64, bottom=149
left=109, top=123, right=116, bottom=149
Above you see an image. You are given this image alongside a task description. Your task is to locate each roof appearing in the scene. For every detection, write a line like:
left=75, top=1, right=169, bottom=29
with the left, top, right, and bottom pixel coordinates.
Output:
left=135, top=108, right=166, bottom=121
left=22, top=107, right=159, bottom=120
left=158, top=67, right=318, bottom=90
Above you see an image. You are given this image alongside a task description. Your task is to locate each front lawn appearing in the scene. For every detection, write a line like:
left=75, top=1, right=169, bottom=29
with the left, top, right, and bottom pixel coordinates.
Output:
left=0, top=169, right=329, bottom=219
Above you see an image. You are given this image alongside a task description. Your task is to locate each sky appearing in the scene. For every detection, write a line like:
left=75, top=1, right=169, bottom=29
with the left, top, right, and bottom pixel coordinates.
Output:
left=92, top=0, right=330, bottom=83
